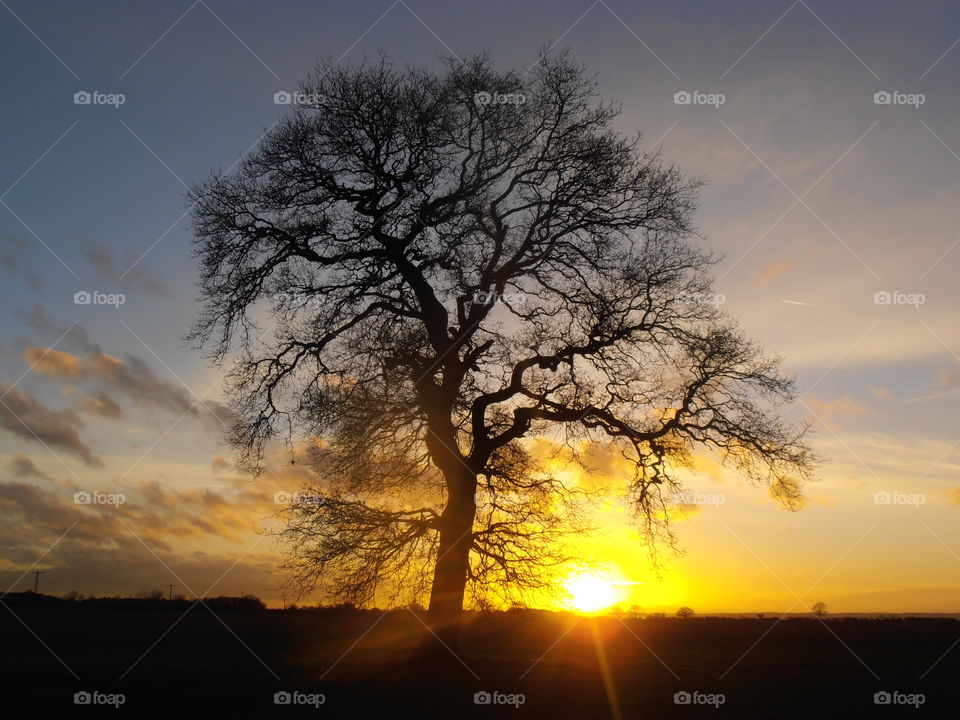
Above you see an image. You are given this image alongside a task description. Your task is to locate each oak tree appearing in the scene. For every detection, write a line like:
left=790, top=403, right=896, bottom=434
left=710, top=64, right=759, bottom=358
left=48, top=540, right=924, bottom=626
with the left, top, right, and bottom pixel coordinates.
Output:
left=189, top=53, right=815, bottom=646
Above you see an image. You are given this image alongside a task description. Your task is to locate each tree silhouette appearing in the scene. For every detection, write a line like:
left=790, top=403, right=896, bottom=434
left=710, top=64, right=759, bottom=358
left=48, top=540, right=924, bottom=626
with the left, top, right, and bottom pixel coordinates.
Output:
left=676, top=606, right=694, bottom=620
left=189, top=52, right=815, bottom=646
left=811, top=601, right=828, bottom=619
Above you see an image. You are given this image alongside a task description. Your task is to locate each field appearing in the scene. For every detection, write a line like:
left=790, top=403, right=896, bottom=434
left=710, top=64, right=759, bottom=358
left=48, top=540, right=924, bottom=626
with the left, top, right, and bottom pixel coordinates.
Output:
left=2, top=595, right=957, bottom=717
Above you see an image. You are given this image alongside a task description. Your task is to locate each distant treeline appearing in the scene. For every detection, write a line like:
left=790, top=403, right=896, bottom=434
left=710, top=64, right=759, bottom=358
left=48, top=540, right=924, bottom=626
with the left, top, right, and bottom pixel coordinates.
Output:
left=4, top=593, right=955, bottom=620
left=3, top=591, right=266, bottom=611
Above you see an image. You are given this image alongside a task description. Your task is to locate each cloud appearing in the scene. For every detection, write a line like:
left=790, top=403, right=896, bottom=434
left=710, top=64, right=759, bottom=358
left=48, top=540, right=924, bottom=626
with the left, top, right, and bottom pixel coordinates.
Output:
left=939, top=359, right=960, bottom=388
left=526, top=436, right=633, bottom=492
left=81, top=392, right=123, bottom=419
left=23, top=346, right=232, bottom=427
left=804, top=395, right=870, bottom=430
left=0, top=465, right=278, bottom=556
left=0, top=386, right=101, bottom=466
left=24, top=347, right=83, bottom=377
left=8, top=452, right=53, bottom=481
left=1, top=236, right=45, bottom=290
left=769, top=476, right=807, bottom=510
left=948, top=488, right=960, bottom=507
left=15, top=304, right=56, bottom=335
left=0, top=451, right=302, bottom=600
left=83, top=243, right=168, bottom=295
left=753, top=258, right=795, bottom=285
left=1, top=236, right=27, bottom=273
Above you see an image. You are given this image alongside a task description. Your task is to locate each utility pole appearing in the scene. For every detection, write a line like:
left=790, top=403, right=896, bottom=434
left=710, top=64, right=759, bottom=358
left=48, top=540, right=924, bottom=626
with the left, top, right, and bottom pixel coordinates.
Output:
left=167, top=584, right=175, bottom=601
left=32, top=570, right=43, bottom=593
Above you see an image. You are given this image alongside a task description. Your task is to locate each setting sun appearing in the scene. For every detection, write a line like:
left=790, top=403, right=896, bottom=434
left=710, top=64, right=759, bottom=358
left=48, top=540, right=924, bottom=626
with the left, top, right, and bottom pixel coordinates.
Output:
left=564, top=571, right=627, bottom=613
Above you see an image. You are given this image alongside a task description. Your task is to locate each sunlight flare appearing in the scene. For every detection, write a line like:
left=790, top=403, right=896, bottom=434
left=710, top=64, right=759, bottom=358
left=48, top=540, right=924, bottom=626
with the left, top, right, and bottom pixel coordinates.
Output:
left=564, top=570, right=629, bottom=614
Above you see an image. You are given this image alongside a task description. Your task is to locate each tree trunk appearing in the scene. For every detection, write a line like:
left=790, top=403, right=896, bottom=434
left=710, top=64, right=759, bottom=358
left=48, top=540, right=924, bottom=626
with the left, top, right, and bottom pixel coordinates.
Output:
left=426, top=466, right=476, bottom=653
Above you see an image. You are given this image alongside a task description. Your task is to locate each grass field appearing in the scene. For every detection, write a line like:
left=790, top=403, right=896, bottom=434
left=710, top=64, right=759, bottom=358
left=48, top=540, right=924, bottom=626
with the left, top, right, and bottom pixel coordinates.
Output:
left=2, top=596, right=957, bottom=717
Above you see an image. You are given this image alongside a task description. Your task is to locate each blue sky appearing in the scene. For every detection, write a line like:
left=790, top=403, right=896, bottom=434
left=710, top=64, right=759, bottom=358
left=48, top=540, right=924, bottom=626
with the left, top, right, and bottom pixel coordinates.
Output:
left=2, top=0, right=960, bottom=610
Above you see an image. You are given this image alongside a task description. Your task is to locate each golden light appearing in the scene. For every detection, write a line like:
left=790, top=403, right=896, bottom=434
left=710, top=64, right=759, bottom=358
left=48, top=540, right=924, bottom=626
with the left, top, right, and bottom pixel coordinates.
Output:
left=563, top=570, right=627, bottom=614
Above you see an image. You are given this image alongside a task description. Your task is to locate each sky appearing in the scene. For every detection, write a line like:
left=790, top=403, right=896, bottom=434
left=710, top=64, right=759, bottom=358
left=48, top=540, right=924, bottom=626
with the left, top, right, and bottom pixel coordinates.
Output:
left=1, top=0, right=959, bottom=613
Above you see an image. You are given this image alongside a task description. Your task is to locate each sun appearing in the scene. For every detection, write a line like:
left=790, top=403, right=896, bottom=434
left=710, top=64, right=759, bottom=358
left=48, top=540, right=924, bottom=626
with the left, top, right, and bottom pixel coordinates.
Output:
left=563, top=571, right=626, bottom=614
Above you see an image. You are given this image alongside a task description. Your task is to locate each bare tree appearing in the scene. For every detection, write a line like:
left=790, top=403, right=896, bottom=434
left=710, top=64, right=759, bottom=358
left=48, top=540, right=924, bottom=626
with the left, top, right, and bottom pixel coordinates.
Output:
left=189, top=52, right=816, bottom=647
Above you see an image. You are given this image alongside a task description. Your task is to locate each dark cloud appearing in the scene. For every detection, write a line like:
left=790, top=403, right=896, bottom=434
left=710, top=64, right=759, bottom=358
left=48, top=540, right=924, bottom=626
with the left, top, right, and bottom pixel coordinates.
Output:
left=15, top=304, right=55, bottom=335
left=13, top=307, right=96, bottom=359
left=83, top=243, right=169, bottom=296
left=8, top=452, right=53, bottom=481
left=80, top=392, right=123, bottom=419
left=0, top=386, right=101, bottom=466
left=2, top=238, right=47, bottom=290
left=0, top=462, right=288, bottom=599
left=23, top=346, right=233, bottom=428
left=1, top=236, right=27, bottom=273
left=0, top=445, right=346, bottom=603
left=13, top=319, right=228, bottom=429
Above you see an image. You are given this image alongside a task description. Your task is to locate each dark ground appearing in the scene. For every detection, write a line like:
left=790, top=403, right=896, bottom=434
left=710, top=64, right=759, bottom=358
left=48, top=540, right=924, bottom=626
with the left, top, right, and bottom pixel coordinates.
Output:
left=1, top=597, right=957, bottom=718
